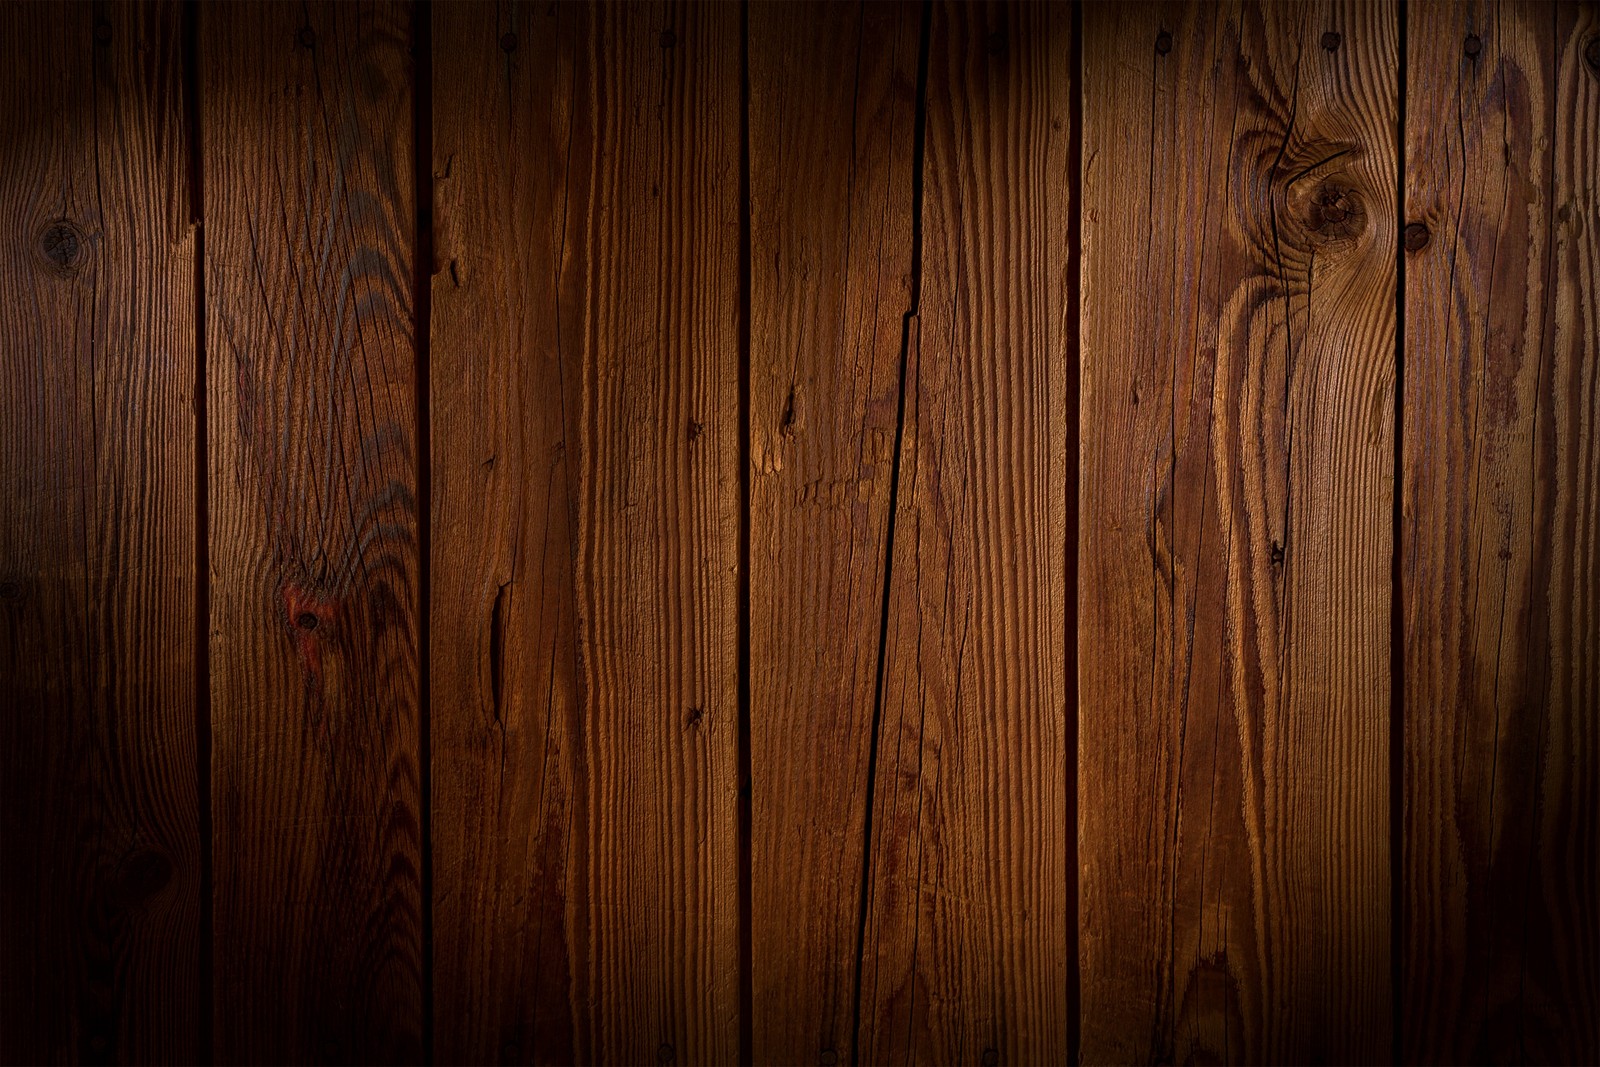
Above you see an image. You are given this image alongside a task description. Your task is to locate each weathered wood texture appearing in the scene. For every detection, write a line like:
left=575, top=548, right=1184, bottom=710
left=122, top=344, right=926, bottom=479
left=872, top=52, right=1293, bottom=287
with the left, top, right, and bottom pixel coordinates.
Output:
left=746, top=3, right=921, bottom=1063
left=1080, top=3, right=1398, bottom=1063
left=0, top=3, right=201, bottom=1063
left=430, top=2, right=742, bottom=1064
left=854, top=4, right=1073, bottom=1063
left=1404, top=2, right=1600, bottom=1062
left=202, top=2, right=423, bottom=1062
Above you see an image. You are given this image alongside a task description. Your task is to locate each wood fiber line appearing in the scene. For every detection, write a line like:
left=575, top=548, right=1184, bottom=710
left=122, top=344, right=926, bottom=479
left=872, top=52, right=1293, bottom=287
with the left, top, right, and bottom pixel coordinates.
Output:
left=0, top=4, right=202, bottom=1062
left=1079, top=3, right=1398, bottom=1063
left=852, top=4, right=1073, bottom=1063
left=746, top=3, right=922, bottom=1063
left=1404, top=3, right=1600, bottom=1061
left=202, top=3, right=424, bottom=1061
left=432, top=3, right=742, bottom=1063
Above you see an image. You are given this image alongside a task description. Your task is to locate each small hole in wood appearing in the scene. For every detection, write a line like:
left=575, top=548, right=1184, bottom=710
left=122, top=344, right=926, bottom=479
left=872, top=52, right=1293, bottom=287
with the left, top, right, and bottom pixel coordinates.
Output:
left=659, top=28, right=676, bottom=50
left=296, top=612, right=319, bottom=632
left=1155, top=30, right=1173, bottom=56
left=656, top=1043, right=675, bottom=1064
left=297, top=26, right=315, bottom=49
left=93, top=20, right=111, bottom=45
left=982, top=1049, right=1001, bottom=1066
left=0, top=581, right=21, bottom=601
left=1464, top=34, right=1482, bottom=59
left=500, top=32, right=517, bottom=53
left=1321, top=31, right=1341, bottom=52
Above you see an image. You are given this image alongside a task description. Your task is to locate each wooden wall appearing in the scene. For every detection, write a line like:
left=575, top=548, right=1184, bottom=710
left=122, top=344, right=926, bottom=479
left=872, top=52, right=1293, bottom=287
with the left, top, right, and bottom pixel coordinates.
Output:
left=1, top=2, right=1596, bottom=1064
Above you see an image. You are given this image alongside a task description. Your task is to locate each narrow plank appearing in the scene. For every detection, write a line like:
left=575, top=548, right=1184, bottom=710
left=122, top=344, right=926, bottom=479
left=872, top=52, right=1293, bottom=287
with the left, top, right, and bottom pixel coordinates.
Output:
left=202, top=3, right=423, bottom=1061
left=745, top=3, right=922, bottom=1063
left=0, top=3, right=202, bottom=1062
left=1079, top=3, right=1397, bottom=1062
left=1404, top=3, right=1600, bottom=1061
left=855, top=4, right=1073, bottom=1062
left=430, top=3, right=741, bottom=1063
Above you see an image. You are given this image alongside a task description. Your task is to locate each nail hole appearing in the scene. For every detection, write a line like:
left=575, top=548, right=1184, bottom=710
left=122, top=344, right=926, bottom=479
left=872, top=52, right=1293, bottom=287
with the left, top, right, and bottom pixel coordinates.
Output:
left=1321, top=31, right=1341, bottom=52
left=1404, top=222, right=1431, bottom=252
left=500, top=31, right=517, bottom=53
left=296, top=612, right=319, bottom=631
left=1155, top=30, right=1172, bottom=56
left=1464, top=34, right=1482, bottom=59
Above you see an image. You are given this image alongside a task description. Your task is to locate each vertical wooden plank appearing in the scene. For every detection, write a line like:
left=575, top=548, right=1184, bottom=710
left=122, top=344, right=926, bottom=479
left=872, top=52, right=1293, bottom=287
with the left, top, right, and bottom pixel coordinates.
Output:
left=430, top=2, right=741, bottom=1063
left=0, top=3, right=201, bottom=1062
left=746, top=4, right=921, bottom=1062
left=202, top=3, right=423, bottom=1061
left=854, top=4, right=1072, bottom=1063
left=1404, top=3, right=1600, bottom=1061
left=428, top=3, right=581, bottom=1064
left=1079, top=3, right=1397, bottom=1062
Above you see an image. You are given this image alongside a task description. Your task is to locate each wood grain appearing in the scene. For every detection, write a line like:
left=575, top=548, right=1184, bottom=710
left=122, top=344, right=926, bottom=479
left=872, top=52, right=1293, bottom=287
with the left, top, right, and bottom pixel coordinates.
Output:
left=0, top=3, right=202, bottom=1062
left=431, top=3, right=741, bottom=1063
left=1403, top=3, right=1600, bottom=1061
left=202, top=3, right=423, bottom=1061
left=1079, top=3, right=1397, bottom=1062
left=852, top=4, right=1072, bottom=1063
left=745, top=3, right=922, bottom=1063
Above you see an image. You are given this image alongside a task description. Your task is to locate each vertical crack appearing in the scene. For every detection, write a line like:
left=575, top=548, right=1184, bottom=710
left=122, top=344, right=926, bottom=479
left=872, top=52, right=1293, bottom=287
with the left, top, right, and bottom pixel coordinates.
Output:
left=737, top=1, right=754, bottom=1062
left=1067, top=3, right=1084, bottom=1062
left=849, top=3, right=933, bottom=1063
left=181, top=1, right=214, bottom=1060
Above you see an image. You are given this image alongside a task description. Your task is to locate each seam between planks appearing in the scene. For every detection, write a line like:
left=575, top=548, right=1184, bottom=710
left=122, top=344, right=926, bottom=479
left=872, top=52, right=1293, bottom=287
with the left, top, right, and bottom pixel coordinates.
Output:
left=738, top=0, right=755, bottom=1062
left=1392, top=3, right=1407, bottom=1062
left=412, top=2, right=436, bottom=1061
left=1067, top=3, right=1083, bottom=1063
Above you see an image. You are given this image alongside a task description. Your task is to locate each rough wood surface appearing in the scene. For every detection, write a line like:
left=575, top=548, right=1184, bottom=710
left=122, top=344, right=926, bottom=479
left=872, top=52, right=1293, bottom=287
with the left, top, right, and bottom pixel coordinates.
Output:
left=853, top=4, right=1072, bottom=1063
left=1079, top=3, right=1397, bottom=1062
left=1403, top=3, right=1600, bottom=1062
left=746, top=3, right=921, bottom=1063
left=202, top=3, right=423, bottom=1061
left=0, top=3, right=201, bottom=1063
left=432, top=3, right=742, bottom=1063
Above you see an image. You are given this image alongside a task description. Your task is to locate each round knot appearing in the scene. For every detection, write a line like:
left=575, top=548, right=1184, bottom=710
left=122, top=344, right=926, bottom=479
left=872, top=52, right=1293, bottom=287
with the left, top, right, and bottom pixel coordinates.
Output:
left=38, top=220, right=86, bottom=276
left=1321, top=31, right=1341, bottom=52
left=1404, top=222, right=1431, bottom=252
left=1155, top=30, right=1173, bottom=56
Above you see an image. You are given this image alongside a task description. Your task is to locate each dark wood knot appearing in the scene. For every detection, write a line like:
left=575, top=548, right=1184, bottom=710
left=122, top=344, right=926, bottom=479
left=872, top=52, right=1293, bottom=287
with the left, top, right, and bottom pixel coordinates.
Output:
left=93, top=19, right=111, bottom=45
left=1155, top=30, right=1173, bottom=56
left=1307, top=182, right=1364, bottom=240
left=110, top=849, right=173, bottom=906
left=982, top=1049, right=1001, bottom=1066
left=986, top=30, right=1007, bottom=57
left=1270, top=540, right=1285, bottom=566
left=1404, top=222, right=1431, bottom=252
left=659, top=28, right=676, bottom=49
left=1321, top=31, right=1341, bottom=52
left=656, top=1043, right=675, bottom=1063
left=296, top=611, right=320, bottom=631
left=500, top=32, right=517, bottom=53
left=297, top=25, right=315, bottom=49
left=1586, top=36, right=1600, bottom=75
left=819, top=1050, right=839, bottom=1066
left=1464, top=34, right=1482, bottom=59
left=0, top=580, right=21, bottom=602
left=39, top=220, right=86, bottom=275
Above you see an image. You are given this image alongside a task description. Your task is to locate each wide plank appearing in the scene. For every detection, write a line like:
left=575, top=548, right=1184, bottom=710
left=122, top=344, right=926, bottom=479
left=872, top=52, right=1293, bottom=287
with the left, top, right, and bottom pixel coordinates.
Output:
left=431, top=3, right=742, bottom=1063
left=0, top=3, right=202, bottom=1062
left=746, top=3, right=922, bottom=1062
left=1403, top=2, right=1600, bottom=1061
left=1079, top=3, right=1397, bottom=1062
left=856, top=4, right=1073, bottom=1062
left=202, top=3, right=423, bottom=1061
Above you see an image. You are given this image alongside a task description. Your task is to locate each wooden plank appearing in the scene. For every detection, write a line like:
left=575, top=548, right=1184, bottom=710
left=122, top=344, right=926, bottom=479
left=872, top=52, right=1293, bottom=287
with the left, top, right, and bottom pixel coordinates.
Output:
left=745, top=3, right=922, bottom=1062
left=853, top=4, right=1073, bottom=1062
left=201, top=3, right=423, bottom=1061
left=1079, top=3, right=1397, bottom=1062
left=429, top=3, right=741, bottom=1063
left=0, top=3, right=202, bottom=1062
left=1403, top=3, right=1600, bottom=1061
